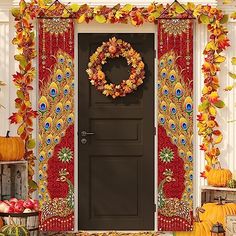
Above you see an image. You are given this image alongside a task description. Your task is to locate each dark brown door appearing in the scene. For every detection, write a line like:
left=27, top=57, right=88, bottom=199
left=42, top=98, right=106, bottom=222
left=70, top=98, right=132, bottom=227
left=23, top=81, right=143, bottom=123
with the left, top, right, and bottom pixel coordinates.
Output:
left=78, top=33, right=155, bottom=230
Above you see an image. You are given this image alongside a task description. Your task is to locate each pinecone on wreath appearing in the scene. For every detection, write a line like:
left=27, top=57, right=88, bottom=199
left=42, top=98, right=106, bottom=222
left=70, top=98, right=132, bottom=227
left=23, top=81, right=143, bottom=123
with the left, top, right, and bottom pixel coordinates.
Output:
left=227, top=179, right=236, bottom=188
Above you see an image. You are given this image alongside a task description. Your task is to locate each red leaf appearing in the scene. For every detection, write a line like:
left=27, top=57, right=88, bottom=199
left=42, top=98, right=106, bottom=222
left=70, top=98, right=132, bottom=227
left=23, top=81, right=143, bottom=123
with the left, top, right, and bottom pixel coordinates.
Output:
left=25, top=150, right=33, bottom=157
left=20, top=131, right=27, bottom=140
left=25, top=63, right=32, bottom=71
left=15, top=98, right=23, bottom=104
left=29, top=110, right=38, bottom=118
left=13, top=72, right=24, bottom=84
left=9, top=113, right=23, bottom=124
left=26, top=85, right=33, bottom=90
left=21, top=103, right=27, bottom=111
left=25, top=117, right=33, bottom=126
left=200, top=171, right=207, bottom=179
left=26, top=127, right=33, bottom=132
left=200, top=144, right=208, bottom=151
left=213, top=130, right=221, bottom=136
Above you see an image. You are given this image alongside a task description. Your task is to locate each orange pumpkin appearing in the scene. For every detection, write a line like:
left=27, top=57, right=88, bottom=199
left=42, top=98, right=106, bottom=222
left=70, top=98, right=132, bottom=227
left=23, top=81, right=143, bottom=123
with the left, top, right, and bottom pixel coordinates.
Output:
left=175, top=208, right=212, bottom=236
left=0, top=131, right=25, bottom=161
left=200, top=197, right=236, bottom=228
left=207, top=166, right=232, bottom=187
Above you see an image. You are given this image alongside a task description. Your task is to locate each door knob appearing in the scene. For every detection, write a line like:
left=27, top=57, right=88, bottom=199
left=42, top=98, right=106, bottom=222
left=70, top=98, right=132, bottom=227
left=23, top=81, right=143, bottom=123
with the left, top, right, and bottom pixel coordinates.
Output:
left=81, top=138, right=87, bottom=144
left=81, top=131, right=95, bottom=137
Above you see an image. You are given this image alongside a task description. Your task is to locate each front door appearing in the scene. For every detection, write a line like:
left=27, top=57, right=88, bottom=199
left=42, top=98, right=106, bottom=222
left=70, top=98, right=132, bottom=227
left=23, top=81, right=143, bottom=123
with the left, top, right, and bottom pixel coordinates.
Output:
left=78, top=33, right=155, bottom=230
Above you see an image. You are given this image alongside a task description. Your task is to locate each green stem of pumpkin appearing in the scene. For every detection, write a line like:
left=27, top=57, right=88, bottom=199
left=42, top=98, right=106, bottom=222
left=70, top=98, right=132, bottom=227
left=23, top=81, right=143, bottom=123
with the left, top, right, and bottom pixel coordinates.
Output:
left=6, top=130, right=10, bottom=138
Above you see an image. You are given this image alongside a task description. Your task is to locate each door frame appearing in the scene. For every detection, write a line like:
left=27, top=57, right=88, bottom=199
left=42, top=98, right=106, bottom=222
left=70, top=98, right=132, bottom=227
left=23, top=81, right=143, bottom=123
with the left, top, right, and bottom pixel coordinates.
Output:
left=74, top=22, right=158, bottom=232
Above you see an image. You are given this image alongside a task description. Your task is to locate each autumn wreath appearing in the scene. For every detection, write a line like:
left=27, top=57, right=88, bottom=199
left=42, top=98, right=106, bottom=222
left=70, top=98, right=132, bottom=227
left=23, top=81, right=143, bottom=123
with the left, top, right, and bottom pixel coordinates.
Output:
left=86, top=37, right=145, bottom=98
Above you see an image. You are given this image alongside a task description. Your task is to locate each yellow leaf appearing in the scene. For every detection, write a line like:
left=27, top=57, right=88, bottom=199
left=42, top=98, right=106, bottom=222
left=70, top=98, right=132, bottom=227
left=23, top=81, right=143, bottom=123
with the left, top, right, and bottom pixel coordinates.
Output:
left=131, top=19, right=137, bottom=26
left=205, top=41, right=216, bottom=51
left=212, top=157, right=219, bottom=165
left=62, top=9, right=70, bottom=18
left=28, top=180, right=38, bottom=191
left=175, top=3, right=185, bottom=14
left=214, top=100, right=225, bottom=108
left=17, top=90, right=24, bottom=99
left=231, top=12, right=236, bottom=19
left=38, top=0, right=45, bottom=8
left=193, top=7, right=201, bottom=18
left=202, top=86, right=209, bottom=95
left=232, top=57, right=236, bottom=65
left=220, top=14, right=229, bottom=24
left=223, top=0, right=232, bottom=4
left=93, top=6, right=101, bottom=14
left=122, top=4, right=133, bottom=12
left=224, top=85, right=234, bottom=91
left=200, top=14, right=210, bottom=24
left=115, top=11, right=123, bottom=19
left=151, top=11, right=161, bottom=19
left=209, top=106, right=216, bottom=116
left=95, top=15, right=106, bottom=24
left=229, top=72, right=236, bottom=79
left=70, top=3, right=80, bottom=12
left=215, top=55, right=226, bottom=63
left=205, top=155, right=213, bottom=165
left=77, top=14, right=85, bottom=23
left=11, top=8, right=20, bottom=18
left=214, top=134, right=223, bottom=144
left=19, top=0, right=26, bottom=15
left=14, top=54, right=27, bottom=68
left=187, top=2, right=195, bottom=11
left=25, top=101, right=31, bottom=107
left=17, top=123, right=25, bottom=135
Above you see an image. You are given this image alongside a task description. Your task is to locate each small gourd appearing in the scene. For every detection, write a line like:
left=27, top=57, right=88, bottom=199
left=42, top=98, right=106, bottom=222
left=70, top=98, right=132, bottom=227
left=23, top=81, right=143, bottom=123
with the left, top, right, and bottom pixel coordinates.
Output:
left=0, top=131, right=25, bottom=161
left=227, top=179, right=236, bottom=188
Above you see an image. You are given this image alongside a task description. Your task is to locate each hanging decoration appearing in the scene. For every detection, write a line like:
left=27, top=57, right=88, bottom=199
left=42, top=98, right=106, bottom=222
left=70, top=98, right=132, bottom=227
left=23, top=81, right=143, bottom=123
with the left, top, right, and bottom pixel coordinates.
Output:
left=157, top=10, right=194, bottom=230
left=10, top=0, right=230, bottom=194
left=10, top=1, right=230, bottom=196
left=10, top=0, right=231, bottom=233
left=197, top=5, right=230, bottom=178
left=86, top=37, right=145, bottom=98
left=38, top=16, right=75, bottom=231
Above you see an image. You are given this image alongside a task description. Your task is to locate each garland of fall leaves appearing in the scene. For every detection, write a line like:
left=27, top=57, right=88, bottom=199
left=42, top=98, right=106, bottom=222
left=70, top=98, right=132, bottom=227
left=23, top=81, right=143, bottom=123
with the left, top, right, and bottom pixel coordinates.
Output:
left=10, top=0, right=235, bottom=192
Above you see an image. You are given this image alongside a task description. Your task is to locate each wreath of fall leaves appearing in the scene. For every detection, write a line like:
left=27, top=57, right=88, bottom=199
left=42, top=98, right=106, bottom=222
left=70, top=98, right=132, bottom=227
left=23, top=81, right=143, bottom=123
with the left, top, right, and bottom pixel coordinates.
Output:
left=86, top=37, right=145, bottom=99
left=10, top=0, right=235, bottom=192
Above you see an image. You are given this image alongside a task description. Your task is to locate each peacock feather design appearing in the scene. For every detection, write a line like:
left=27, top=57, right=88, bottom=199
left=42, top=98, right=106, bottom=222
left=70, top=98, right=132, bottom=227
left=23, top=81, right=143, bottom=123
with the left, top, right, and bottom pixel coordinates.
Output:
left=38, top=49, right=74, bottom=203
left=158, top=50, right=193, bottom=212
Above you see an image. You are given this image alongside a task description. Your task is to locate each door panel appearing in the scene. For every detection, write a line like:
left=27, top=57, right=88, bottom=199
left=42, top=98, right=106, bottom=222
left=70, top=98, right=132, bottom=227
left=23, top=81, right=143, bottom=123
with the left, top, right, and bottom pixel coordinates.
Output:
left=78, top=33, right=154, bottom=230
